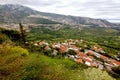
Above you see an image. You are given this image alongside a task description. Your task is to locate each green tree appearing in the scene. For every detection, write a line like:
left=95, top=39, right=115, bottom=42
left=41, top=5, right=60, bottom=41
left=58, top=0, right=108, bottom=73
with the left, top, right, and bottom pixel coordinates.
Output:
left=19, top=23, right=26, bottom=45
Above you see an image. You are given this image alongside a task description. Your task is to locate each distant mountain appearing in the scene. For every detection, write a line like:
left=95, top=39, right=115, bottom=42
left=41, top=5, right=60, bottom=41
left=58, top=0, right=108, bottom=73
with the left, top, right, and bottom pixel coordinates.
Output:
left=0, top=4, right=120, bottom=28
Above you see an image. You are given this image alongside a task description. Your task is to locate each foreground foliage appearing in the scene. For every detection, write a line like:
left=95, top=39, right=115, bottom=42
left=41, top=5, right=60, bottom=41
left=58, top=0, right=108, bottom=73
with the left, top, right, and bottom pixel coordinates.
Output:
left=0, top=43, right=116, bottom=80
left=0, top=27, right=119, bottom=80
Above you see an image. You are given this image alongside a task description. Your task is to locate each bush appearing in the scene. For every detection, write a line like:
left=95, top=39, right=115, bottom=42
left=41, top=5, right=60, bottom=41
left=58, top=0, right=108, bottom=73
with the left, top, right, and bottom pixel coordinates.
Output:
left=112, top=66, right=120, bottom=74
left=1, top=29, right=21, bottom=41
left=84, top=68, right=115, bottom=80
left=67, top=49, right=76, bottom=55
left=11, top=46, right=29, bottom=56
left=0, top=44, right=29, bottom=56
left=0, top=34, right=9, bottom=43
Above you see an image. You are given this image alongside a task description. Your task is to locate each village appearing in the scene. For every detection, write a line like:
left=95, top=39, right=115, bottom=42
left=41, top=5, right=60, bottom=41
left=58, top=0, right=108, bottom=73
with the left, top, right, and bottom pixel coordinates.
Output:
left=32, top=39, right=120, bottom=71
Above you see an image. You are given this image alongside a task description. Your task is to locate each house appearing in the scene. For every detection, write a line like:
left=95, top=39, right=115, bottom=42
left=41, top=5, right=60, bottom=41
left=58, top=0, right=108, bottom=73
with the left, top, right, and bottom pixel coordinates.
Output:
left=104, top=63, right=113, bottom=71
left=34, top=42, right=38, bottom=46
left=74, top=40, right=79, bottom=43
left=91, top=60, right=98, bottom=67
left=44, top=42, right=49, bottom=45
left=100, top=55, right=109, bottom=61
left=83, top=57, right=92, bottom=62
left=74, top=50, right=86, bottom=56
left=82, top=57, right=92, bottom=66
left=110, top=59, right=120, bottom=66
left=75, top=55, right=80, bottom=59
left=85, top=61, right=91, bottom=66
left=88, top=56, right=94, bottom=59
left=62, top=43, right=68, bottom=46
left=67, top=54, right=77, bottom=61
left=94, top=52, right=101, bottom=58
left=77, top=52, right=87, bottom=58
left=52, top=43, right=60, bottom=48
left=39, top=41, right=45, bottom=45
left=92, top=46, right=98, bottom=51
left=98, top=48, right=105, bottom=53
left=44, top=46, right=51, bottom=51
left=70, top=45, right=79, bottom=50
left=39, top=41, right=49, bottom=46
left=59, top=45, right=68, bottom=53
left=68, top=41, right=75, bottom=45
left=52, top=50, right=58, bottom=55
left=87, top=50, right=94, bottom=55
left=74, top=50, right=80, bottom=54
left=97, top=62, right=104, bottom=69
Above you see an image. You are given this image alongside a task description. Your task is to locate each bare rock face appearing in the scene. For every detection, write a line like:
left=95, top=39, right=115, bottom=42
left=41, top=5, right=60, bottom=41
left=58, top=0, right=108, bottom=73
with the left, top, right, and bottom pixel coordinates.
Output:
left=0, top=4, right=119, bottom=28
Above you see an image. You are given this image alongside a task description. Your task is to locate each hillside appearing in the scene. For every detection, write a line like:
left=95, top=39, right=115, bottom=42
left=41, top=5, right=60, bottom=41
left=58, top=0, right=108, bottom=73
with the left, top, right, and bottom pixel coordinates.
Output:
left=0, top=4, right=120, bottom=80
left=0, top=28, right=117, bottom=80
left=0, top=4, right=120, bottom=28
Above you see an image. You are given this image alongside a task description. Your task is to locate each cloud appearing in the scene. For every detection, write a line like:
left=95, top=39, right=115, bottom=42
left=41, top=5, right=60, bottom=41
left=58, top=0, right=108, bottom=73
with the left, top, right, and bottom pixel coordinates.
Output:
left=0, top=0, right=120, bottom=22
left=0, top=0, right=61, bottom=6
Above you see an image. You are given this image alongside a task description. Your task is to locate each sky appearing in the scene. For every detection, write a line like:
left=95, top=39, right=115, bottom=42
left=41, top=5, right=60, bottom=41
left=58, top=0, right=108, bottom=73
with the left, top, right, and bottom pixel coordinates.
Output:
left=0, top=0, right=120, bottom=23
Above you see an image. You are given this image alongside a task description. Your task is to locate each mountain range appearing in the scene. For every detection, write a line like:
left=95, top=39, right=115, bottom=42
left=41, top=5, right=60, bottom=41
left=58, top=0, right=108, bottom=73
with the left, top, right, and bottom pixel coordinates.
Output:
left=0, top=4, right=120, bottom=28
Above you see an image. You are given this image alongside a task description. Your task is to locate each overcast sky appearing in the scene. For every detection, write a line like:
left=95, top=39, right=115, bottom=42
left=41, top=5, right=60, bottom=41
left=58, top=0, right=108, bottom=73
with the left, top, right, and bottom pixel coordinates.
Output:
left=0, top=0, right=120, bottom=23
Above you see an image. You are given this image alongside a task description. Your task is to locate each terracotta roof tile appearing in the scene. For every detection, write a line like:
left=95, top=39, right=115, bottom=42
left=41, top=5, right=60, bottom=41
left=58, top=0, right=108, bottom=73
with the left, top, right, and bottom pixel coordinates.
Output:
left=87, top=51, right=94, bottom=55
left=100, top=55, right=109, bottom=61
left=60, top=45, right=68, bottom=53
left=77, top=59, right=83, bottom=64
left=110, top=59, right=120, bottom=66
left=83, top=57, right=92, bottom=62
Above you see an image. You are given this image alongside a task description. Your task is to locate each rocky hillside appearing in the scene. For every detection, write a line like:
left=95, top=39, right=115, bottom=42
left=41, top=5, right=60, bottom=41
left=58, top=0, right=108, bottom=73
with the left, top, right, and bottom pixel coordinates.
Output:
left=0, top=4, right=119, bottom=28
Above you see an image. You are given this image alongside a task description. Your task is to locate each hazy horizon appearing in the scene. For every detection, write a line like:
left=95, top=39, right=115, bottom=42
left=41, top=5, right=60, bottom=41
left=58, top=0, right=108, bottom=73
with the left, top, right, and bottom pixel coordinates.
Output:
left=0, top=0, right=120, bottom=23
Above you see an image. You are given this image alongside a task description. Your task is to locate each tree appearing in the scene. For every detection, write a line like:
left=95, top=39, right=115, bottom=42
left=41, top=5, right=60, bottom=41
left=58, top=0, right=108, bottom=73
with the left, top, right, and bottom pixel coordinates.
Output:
left=112, top=66, right=120, bottom=74
left=19, top=23, right=26, bottom=45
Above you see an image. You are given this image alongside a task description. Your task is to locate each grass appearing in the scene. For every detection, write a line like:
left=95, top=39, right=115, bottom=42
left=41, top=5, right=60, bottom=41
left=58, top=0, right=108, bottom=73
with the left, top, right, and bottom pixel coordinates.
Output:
left=0, top=43, right=115, bottom=80
left=84, top=68, right=115, bottom=80
left=0, top=43, right=87, bottom=80
left=3, top=53, right=87, bottom=80
left=0, top=52, right=116, bottom=80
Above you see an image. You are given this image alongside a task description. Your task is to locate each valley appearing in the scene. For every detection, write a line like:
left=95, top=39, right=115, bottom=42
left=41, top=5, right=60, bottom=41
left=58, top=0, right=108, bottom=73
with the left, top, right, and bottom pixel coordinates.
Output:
left=0, top=4, right=120, bottom=80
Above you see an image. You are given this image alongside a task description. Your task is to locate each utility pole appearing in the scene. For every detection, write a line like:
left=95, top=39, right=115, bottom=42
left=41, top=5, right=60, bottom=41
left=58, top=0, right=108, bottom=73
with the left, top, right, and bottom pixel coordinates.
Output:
left=19, top=23, right=26, bottom=45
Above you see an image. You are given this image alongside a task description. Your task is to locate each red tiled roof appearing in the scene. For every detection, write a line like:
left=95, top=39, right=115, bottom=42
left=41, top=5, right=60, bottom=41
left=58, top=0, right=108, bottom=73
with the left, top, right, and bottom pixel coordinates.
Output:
left=74, top=50, right=80, bottom=54
left=89, top=56, right=94, bottom=59
left=110, top=59, right=120, bottom=66
left=78, top=52, right=87, bottom=57
left=60, top=45, right=68, bottom=53
left=44, top=46, right=50, bottom=51
left=81, top=53, right=87, bottom=57
left=74, top=50, right=87, bottom=57
left=39, top=41, right=44, bottom=45
left=87, top=51, right=94, bottom=55
left=100, top=55, right=109, bottom=61
left=77, top=59, right=83, bottom=64
left=98, top=48, right=103, bottom=52
left=92, top=46, right=98, bottom=51
left=83, top=57, right=92, bottom=62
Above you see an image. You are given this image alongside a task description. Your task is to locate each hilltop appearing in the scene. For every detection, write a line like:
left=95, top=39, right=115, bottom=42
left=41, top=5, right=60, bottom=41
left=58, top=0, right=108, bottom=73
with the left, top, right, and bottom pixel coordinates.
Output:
left=0, top=4, right=120, bottom=28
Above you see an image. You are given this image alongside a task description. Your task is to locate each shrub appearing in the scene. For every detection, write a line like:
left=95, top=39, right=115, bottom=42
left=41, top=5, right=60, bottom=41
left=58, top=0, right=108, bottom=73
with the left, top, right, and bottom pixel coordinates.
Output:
left=0, top=34, right=9, bottom=43
left=0, top=44, right=29, bottom=56
left=84, top=68, right=115, bottom=80
left=112, top=66, right=120, bottom=74
left=11, top=46, right=29, bottom=56
left=1, top=29, right=21, bottom=41
left=67, top=49, right=76, bottom=55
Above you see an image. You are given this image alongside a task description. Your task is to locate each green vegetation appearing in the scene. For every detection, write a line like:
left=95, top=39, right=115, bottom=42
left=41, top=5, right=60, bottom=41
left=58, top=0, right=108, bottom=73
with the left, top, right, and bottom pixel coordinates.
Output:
left=0, top=28, right=21, bottom=42
left=26, top=17, right=61, bottom=24
left=0, top=27, right=119, bottom=80
left=112, top=66, right=120, bottom=74
left=27, top=26, right=120, bottom=59
left=0, top=45, right=115, bottom=80
left=84, top=68, right=115, bottom=80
